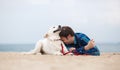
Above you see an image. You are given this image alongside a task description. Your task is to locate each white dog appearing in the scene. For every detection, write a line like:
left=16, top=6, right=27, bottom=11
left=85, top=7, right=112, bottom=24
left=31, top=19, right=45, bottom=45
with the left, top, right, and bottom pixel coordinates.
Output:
left=23, top=25, right=70, bottom=55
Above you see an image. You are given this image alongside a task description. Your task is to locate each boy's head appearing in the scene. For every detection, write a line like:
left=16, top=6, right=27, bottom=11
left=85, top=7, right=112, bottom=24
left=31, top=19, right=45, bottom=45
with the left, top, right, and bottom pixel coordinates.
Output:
left=59, top=26, right=75, bottom=44
left=59, top=26, right=74, bottom=37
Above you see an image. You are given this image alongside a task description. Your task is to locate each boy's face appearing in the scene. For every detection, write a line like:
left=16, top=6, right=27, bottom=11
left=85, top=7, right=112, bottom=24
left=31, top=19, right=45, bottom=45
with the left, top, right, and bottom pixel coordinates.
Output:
left=60, top=34, right=74, bottom=44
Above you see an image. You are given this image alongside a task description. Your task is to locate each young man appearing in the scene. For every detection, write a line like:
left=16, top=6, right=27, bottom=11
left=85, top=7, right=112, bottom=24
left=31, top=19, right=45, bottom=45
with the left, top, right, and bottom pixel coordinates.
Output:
left=59, top=26, right=100, bottom=56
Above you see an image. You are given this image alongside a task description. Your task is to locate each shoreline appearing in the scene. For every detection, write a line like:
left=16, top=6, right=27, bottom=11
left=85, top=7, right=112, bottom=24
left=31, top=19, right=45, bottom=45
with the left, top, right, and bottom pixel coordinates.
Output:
left=0, top=52, right=120, bottom=70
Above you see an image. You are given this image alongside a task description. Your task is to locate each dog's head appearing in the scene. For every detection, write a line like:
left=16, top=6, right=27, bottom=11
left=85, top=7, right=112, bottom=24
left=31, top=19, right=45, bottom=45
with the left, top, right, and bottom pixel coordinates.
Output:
left=44, top=25, right=62, bottom=39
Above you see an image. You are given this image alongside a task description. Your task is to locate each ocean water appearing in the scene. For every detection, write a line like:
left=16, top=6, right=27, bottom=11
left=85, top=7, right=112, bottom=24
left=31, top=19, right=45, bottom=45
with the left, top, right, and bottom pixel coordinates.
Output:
left=0, top=44, right=35, bottom=52
left=0, top=43, right=120, bottom=52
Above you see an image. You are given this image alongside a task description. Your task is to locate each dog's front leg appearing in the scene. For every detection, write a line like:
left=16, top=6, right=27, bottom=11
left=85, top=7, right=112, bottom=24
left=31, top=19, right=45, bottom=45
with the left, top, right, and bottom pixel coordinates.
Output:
left=61, top=42, right=73, bottom=55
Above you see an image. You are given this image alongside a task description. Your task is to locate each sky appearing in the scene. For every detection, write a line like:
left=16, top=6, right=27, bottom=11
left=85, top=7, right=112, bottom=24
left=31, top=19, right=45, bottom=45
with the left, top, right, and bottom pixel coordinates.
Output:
left=0, top=0, right=120, bottom=44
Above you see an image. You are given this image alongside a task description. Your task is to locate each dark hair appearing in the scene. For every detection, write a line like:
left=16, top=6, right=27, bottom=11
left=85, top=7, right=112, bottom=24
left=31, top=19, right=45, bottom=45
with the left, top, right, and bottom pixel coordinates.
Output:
left=59, top=26, right=74, bottom=38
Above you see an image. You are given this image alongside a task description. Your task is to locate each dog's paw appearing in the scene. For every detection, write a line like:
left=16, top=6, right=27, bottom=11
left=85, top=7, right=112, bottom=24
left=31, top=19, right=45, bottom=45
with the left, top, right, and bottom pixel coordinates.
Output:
left=65, top=53, right=74, bottom=56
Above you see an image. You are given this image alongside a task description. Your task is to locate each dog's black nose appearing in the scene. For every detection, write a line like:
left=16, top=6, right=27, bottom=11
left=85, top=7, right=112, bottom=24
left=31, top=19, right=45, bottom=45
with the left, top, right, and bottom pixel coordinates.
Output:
left=58, top=25, right=61, bottom=28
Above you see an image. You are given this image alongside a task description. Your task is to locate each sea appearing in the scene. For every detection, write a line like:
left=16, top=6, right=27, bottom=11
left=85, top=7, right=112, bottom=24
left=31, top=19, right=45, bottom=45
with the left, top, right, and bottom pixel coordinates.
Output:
left=0, top=43, right=120, bottom=53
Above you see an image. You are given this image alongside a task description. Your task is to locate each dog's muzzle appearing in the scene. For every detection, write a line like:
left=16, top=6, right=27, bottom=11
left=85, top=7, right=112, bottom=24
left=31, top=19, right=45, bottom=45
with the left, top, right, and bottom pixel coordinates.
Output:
left=53, top=25, right=61, bottom=33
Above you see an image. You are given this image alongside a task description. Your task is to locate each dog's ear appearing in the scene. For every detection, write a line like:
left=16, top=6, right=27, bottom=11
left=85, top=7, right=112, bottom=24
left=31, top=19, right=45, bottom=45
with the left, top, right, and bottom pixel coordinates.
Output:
left=44, top=33, right=49, bottom=38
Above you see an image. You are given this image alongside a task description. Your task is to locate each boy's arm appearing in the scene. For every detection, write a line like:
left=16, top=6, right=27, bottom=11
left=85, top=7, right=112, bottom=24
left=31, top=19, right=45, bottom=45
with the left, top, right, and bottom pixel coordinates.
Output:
left=84, top=39, right=95, bottom=50
left=80, top=34, right=95, bottom=50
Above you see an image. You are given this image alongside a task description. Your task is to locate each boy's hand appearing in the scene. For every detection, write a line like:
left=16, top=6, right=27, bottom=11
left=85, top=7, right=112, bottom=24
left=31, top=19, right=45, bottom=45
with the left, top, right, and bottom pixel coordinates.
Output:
left=84, top=39, right=95, bottom=50
left=69, top=47, right=76, bottom=52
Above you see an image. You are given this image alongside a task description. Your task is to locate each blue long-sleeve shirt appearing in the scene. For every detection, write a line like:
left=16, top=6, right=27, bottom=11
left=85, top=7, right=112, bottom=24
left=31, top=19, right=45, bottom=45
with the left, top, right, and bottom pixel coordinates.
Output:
left=65, top=33, right=100, bottom=56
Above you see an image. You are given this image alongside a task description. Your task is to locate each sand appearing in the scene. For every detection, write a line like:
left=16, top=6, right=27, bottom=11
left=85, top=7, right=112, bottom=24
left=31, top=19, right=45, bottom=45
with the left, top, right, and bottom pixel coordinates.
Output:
left=0, top=52, right=120, bottom=70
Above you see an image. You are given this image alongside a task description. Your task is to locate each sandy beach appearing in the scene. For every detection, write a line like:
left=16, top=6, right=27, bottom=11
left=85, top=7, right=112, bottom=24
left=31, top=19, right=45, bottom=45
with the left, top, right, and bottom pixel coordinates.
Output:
left=0, top=52, right=120, bottom=70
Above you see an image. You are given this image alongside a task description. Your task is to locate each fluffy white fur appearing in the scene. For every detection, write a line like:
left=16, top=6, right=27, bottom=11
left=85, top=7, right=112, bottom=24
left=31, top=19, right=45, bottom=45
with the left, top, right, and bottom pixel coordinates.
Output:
left=23, top=25, right=69, bottom=55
